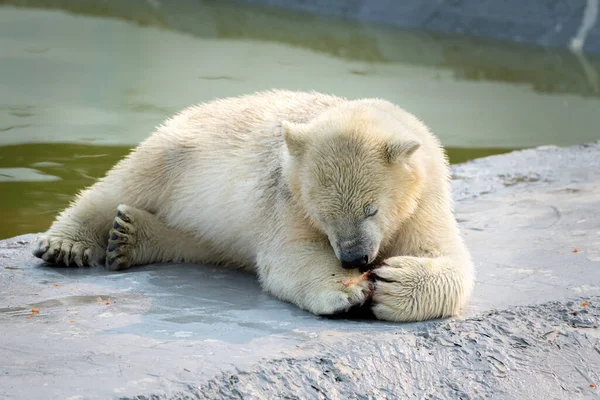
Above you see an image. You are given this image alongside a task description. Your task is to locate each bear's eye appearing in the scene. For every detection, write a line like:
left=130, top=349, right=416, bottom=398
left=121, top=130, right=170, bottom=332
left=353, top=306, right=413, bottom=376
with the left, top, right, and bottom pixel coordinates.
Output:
left=364, top=204, right=378, bottom=218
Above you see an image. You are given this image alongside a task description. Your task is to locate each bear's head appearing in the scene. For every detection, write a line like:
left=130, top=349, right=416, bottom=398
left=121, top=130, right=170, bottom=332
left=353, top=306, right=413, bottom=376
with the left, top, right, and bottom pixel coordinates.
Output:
left=281, top=102, right=426, bottom=270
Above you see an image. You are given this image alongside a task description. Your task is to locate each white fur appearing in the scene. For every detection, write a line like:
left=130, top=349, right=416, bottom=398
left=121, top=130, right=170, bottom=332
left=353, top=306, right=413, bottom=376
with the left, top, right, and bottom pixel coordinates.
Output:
left=32, top=90, right=474, bottom=322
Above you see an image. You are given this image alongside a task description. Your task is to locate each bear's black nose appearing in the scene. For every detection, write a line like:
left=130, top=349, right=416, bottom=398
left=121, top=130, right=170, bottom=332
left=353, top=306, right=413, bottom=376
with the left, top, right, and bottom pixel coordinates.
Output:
left=341, top=255, right=369, bottom=269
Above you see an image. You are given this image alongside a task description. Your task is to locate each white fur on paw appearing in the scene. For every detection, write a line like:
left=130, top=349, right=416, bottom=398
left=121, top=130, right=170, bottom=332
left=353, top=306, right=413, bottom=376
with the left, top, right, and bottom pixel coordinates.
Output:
left=308, top=274, right=373, bottom=315
left=106, top=205, right=137, bottom=271
left=370, top=264, right=452, bottom=322
left=32, top=235, right=103, bottom=267
left=371, top=268, right=419, bottom=322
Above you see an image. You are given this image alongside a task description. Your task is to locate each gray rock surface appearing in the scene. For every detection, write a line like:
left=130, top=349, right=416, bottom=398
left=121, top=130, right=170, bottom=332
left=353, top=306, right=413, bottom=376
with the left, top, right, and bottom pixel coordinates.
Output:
left=1, top=141, right=599, bottom=399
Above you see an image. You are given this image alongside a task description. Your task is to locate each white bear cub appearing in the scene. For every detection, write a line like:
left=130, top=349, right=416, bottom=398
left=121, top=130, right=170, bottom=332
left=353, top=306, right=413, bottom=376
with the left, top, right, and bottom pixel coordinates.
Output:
left=33, top=90, right=474, bottom=322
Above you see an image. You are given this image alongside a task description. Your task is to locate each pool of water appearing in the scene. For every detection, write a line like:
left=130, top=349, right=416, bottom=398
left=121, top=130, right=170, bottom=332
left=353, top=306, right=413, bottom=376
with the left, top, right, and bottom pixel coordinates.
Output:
left=1, top=0, right=599, bottom=239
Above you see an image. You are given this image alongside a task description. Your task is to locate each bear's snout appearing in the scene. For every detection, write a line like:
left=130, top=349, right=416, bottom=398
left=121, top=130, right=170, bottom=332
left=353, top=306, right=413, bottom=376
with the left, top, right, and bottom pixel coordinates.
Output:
left=340, top=254, right=369, bottom=269
left=332, top=234, right=379, bottom=270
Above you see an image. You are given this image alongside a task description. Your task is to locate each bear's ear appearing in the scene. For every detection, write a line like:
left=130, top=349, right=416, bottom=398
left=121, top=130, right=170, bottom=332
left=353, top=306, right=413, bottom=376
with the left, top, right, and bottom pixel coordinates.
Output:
left=279, top=121, right=307, bottom=157
left=386, top=139, right=421, bottom=163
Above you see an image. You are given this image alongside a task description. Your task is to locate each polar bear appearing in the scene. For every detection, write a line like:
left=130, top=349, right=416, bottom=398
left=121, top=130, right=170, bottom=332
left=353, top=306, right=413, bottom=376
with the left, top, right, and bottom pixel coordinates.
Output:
left=32, top=90, right=474, bottom=322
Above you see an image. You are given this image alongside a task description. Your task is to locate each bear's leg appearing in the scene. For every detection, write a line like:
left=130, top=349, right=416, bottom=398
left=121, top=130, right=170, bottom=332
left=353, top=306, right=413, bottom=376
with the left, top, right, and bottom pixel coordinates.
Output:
left=370, top=255, right=473, bottom=322
left=257, top=244, right=374, bottom=316
left=105, top=204, right=205, bottom=271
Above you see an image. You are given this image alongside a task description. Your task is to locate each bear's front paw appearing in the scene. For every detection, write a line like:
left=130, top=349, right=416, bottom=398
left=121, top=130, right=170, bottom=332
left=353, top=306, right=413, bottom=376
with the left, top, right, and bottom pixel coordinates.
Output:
left=370, top=257, right=464, bottom=322
left=370, top=259, right=435, bottom=322
left=32, top=235, right=104, bottom=267
left=308, top=272, right=373, bottom=316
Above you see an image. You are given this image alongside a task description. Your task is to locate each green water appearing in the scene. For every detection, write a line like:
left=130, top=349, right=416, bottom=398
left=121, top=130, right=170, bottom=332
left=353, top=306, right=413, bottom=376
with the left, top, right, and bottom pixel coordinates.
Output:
left=1, top=0, right=599, bottom=239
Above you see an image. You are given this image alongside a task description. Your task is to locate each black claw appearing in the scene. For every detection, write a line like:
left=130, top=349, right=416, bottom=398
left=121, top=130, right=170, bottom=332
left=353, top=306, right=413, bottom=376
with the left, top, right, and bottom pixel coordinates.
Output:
left=117, top=210, right=131, bottom=222
left=113, top=220, right=121, bottom=229
left=107, top=257, right=114, bottom=266
left=372, top=274, right=394, bottom=283
left=111, top=232, right=118, bottom=240
left=107, top=243, right=116, bottom=252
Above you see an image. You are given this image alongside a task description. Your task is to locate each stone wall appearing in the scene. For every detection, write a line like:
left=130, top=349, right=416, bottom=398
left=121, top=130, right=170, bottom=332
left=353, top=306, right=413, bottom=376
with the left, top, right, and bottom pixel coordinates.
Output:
left=236, top=0, right=600, bottom=54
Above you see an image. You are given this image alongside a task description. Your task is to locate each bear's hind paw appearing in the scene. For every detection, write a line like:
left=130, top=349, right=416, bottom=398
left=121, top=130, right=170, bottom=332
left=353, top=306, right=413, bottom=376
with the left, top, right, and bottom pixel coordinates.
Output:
left=106, top=205, right=137, bottom=271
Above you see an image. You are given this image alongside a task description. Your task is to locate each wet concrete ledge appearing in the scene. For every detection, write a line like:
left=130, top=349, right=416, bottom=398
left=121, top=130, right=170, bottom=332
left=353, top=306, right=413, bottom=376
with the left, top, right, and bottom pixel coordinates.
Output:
left=1, top=141, right=599, bottom=399
left=234, top=0, right=600, bottom=55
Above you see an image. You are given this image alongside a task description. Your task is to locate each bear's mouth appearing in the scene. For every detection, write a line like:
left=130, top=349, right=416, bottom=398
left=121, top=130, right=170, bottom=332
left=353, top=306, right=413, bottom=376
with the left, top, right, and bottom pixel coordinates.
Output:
left=359, top=251, right=391, bottom=273
left=358, top=258, right=383, bottom=273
